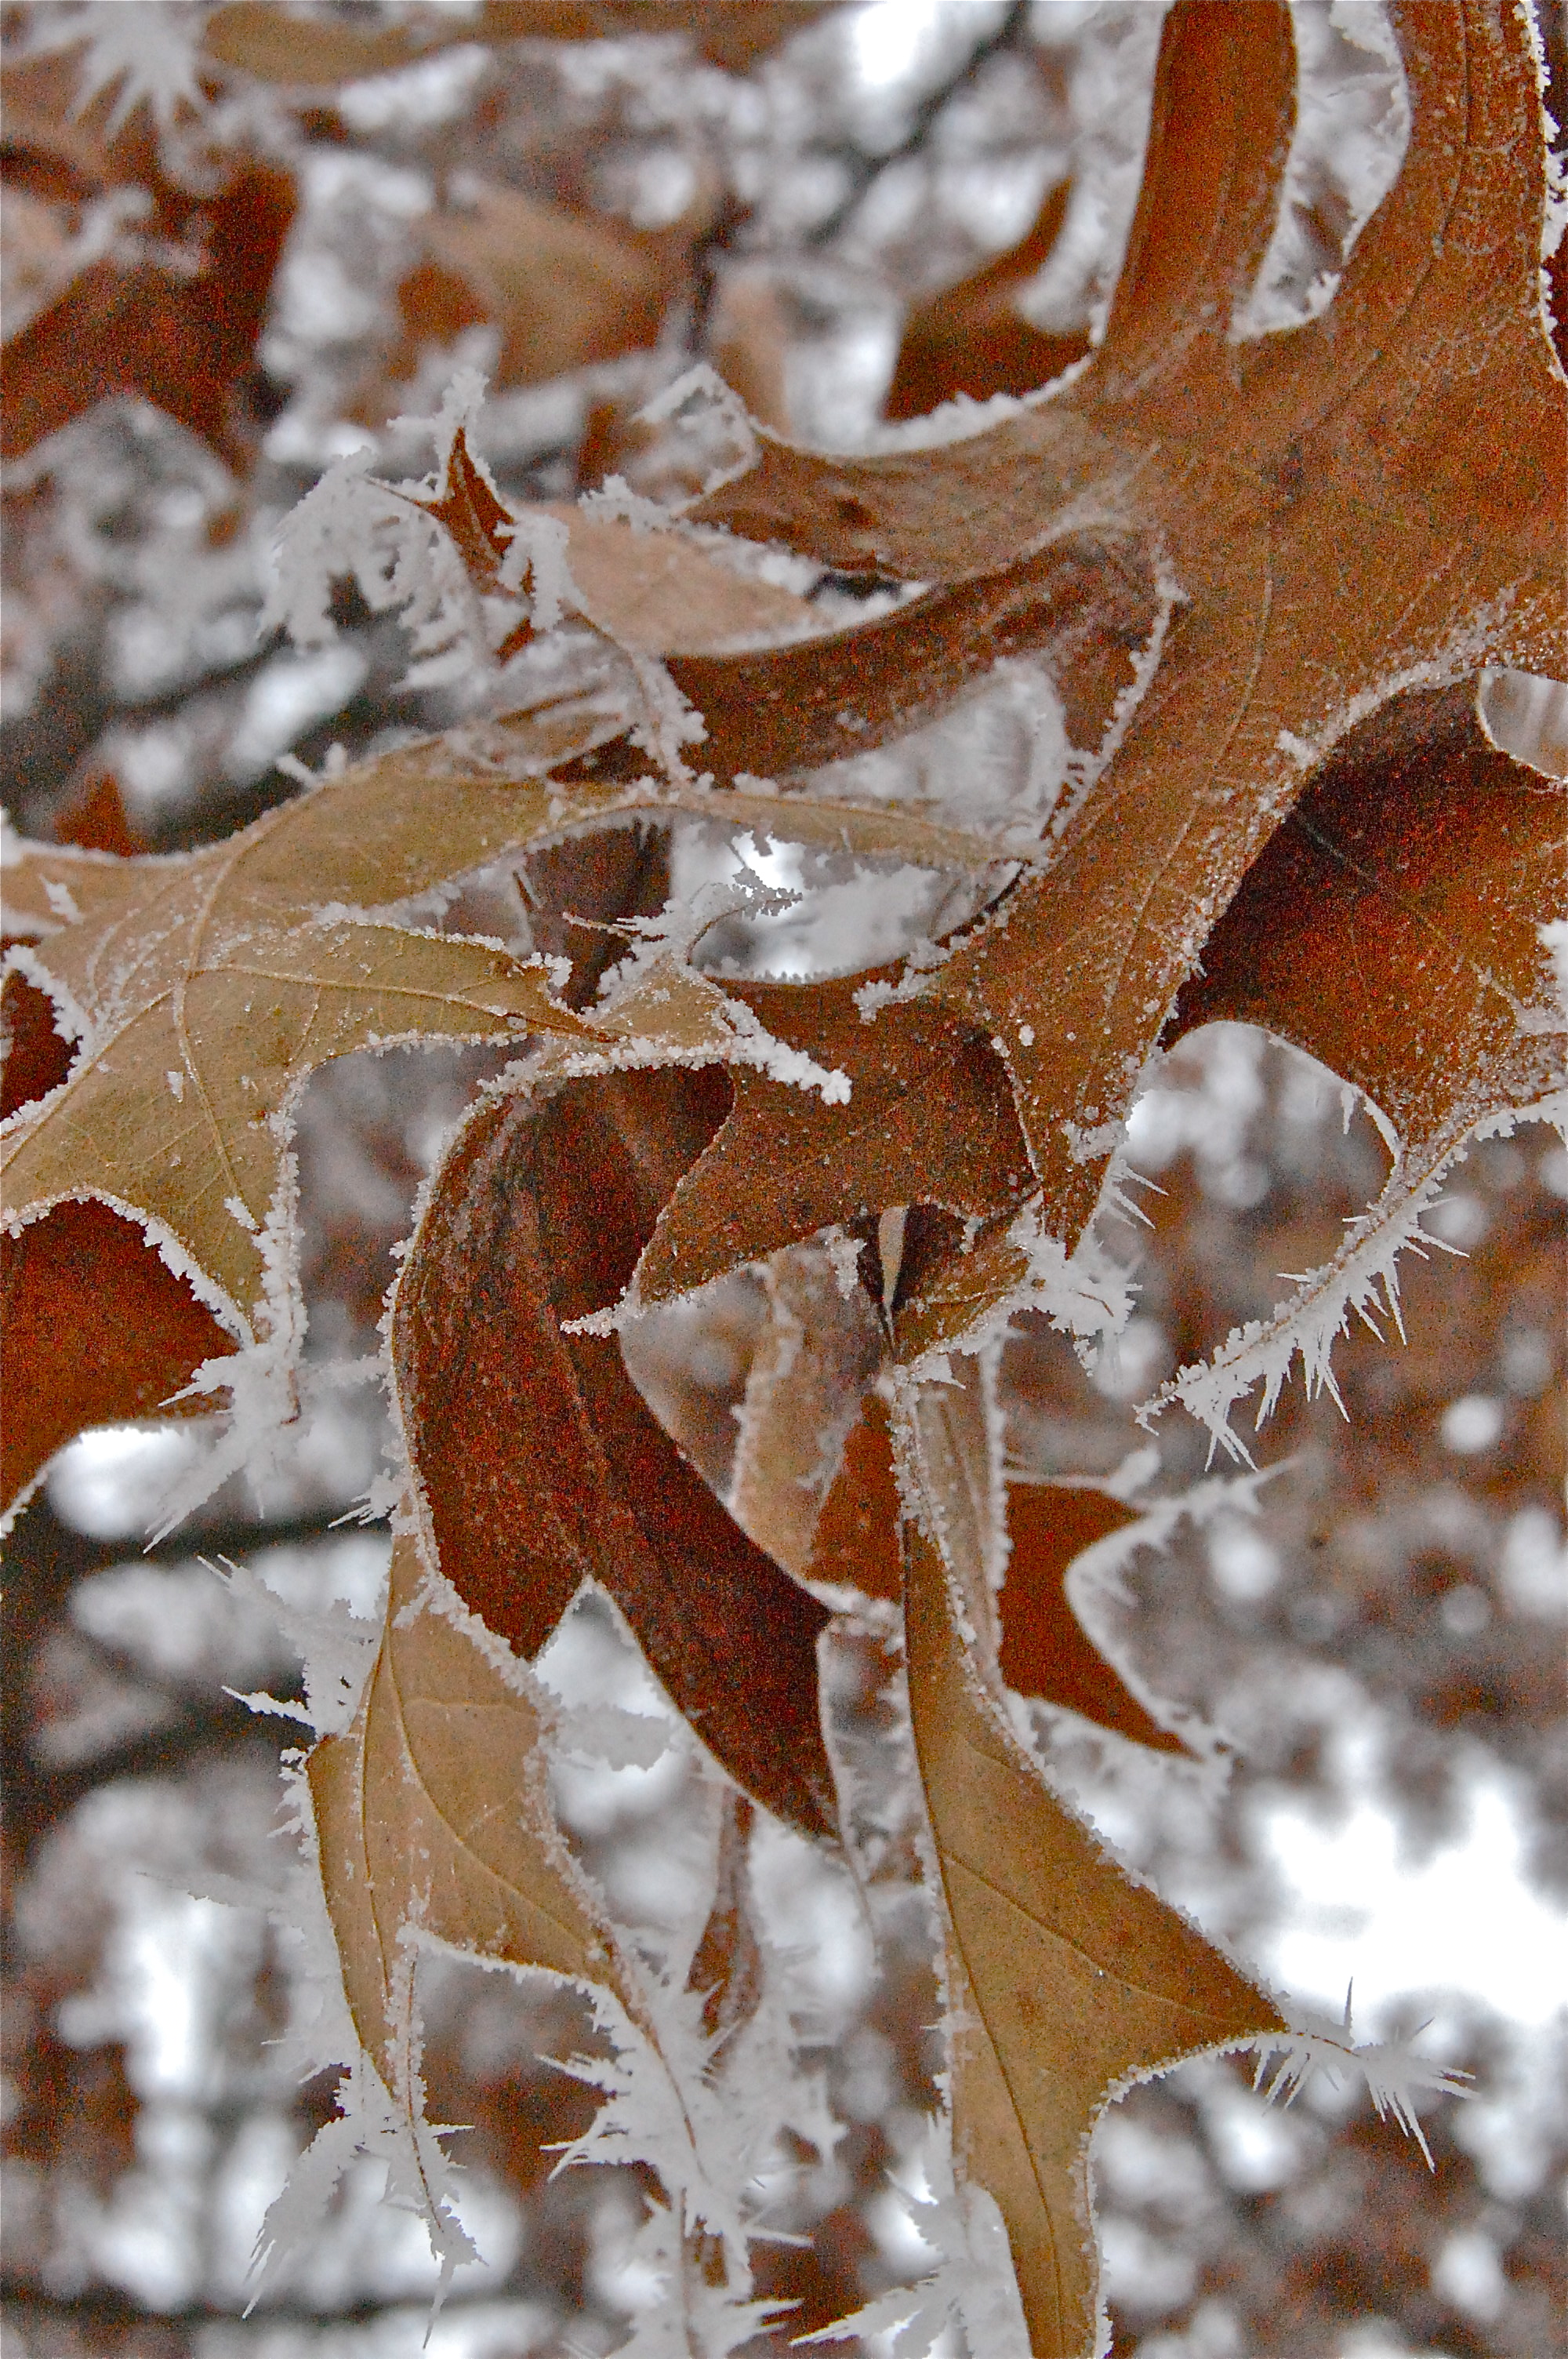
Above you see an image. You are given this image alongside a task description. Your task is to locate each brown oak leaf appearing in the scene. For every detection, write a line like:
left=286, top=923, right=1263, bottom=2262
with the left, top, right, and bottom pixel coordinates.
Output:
left=633, top=976, right=1036, bottom=1307
left=689, top=0, right=1563, bottom=1267
left=392, top=1070, right=840, bottom=1839
left=885, top=177, right=1091, bottom=423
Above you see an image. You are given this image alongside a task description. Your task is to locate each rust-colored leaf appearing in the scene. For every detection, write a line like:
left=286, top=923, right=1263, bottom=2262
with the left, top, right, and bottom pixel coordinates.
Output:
left=683, top=0, right=1563, bottom=1282
left=1, top=971, right=73, bottom=1124
left=1, top=159, right=294, bottom=462
left=0, top=1199, right=234, bottom=1517
left=634, top=977, right=1035, bottom=1307
left=804, top=1390, right=904, bottom=1604
left=665, top=534, right=1158, bottom=783
left=885, top=178, right=1091, bottom=423
left=393, top=1072, right=840, bottom=1839
left=1000, top=1484, right=1189, bottom=1754
left=1168, top=683, right=1567, bottom=1180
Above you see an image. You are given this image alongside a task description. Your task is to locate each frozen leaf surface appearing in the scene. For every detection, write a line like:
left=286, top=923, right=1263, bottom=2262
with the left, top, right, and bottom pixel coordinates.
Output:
left=308, top=1532, right=622, bottom=2125
left=901, top=1410, right=1284, bottom=2359
left=394, top=1072, right=839, bottom=1838
left=693, top=0, right=1564, bottom=1267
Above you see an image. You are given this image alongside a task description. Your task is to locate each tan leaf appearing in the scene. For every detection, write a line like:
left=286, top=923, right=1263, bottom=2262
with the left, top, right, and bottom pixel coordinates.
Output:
left=308, top=1531, right=625, bottom=2110
left=899, top=1374, right=1284, bottom=2358
left=0, top=744, right=632, bottom=1328
left=205, top=2, right=826, bottom=89
left=545, top=506, right=822, bottom=655
left=389, top=182, right=680, bottom=395
left=728, top=1245, right=884, bottom=1583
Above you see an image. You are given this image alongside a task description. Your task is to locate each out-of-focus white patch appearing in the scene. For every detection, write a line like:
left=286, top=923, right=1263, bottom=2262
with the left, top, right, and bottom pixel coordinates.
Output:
left=1497, top=1507, right=1568, bottom=1621
left=1439, top=1394, right=1504, bottom=1456
left=1256, top=1759, right=1568, bottom=2031
left=49, top=1424, right=209, bottom=1540
left=225, top=646, right=368, bottom=783
left=1478, top=667, right=1568, bottom=780
left=1431, top=2224, right=1508, bottom=2322
left=338, top=43, right=491, bottom=135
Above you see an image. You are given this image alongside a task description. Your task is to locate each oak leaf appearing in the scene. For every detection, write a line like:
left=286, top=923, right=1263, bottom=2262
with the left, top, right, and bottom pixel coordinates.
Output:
left=308, top=1530, right=626, bottom=2118
left=692, top=0, right=1563, bottom=1266
left=387, top=180, right=689, bottom=398
left=0, top=53, right=294, bottom=463
left=884, top=178, right=1091, bottom=423
left=633, top=976, right=1036, bottom=1307
left=392, top=1073, right=840, bottom=1839
left=1153, top=680, right=1566, bottom=1434
left=899, top=1376, right=1284, bottom=2358
left=0, top=1198, right=234, bottom=1518
left=0, top=768, right=600, bottom=1333
left=204, top=2, right=827, bottom=89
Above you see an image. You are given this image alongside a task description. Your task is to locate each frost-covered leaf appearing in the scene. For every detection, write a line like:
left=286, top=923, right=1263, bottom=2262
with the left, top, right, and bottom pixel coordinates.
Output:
left=633, top=976, right=1036, bottom=1307
left=5, top=736, right=943, bottom=1369
left=691, top=0, right=1563, bottom=1279
left=392, top=1072, right=840, bottom=1838
left=649, top=533, right=1159, bottom=787
left=0, top=760, right=604, bottom=1333
left=0, top=1198, right=234, bottom=1520
left=1153, top=681, right=1566, bottom=1445
left=307, top=1530, right=626, bottom=2157
left=727, top=1246, right=885, bottom=1589
left=1000, top=1483, right=1191, bottom=1754
left=0, top=48, right=293, bottom=461
left=898, top=1371, right=1285, bottom=2358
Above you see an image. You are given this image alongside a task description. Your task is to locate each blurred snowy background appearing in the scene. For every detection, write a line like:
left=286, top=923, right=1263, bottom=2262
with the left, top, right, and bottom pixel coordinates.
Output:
left=2, top=4, right=1566, bottom=2356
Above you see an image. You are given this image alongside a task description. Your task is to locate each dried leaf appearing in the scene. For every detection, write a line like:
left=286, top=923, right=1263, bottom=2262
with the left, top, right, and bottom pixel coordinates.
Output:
left=728, top=1244, right=885, bottom=1583
left=389, top=182, right=683, bottom=396
left=634, top=977, right=1035, bottom=1307
left=0, top=156, right=294, bottom=461
left=308, top=1531, right=623, bottom=2110
left=1151, top=681, right=1566, bottom=1439
left=0, top=757, right=604, bottom=1330
left=0, top=1198, right=234, bottom=1518
left=545, top=506, right=822, bottom=655
left=1, top=971, right=73, bottom=1123
left=664, top=534, right=1158, bottom=783
left=689, top=0, right=1563, bottom=1274
left=885, top=178, right=1091, bottom=423
left=804, top=1389, right=904, bottom=1604
left=1168, top=684, right=1567, bottom=1181
left=1000, top=1485, right=1189, bottom=1754
left=205, top=2, right=826, bottom=89
left=900, top=1377, right=1284, bottom=2358
left=393, top=1074, right=840, bottom=1838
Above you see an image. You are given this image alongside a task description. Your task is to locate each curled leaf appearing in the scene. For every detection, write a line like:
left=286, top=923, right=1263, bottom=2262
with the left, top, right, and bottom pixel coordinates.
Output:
left=394, top=1071, right=840, bottom=1838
